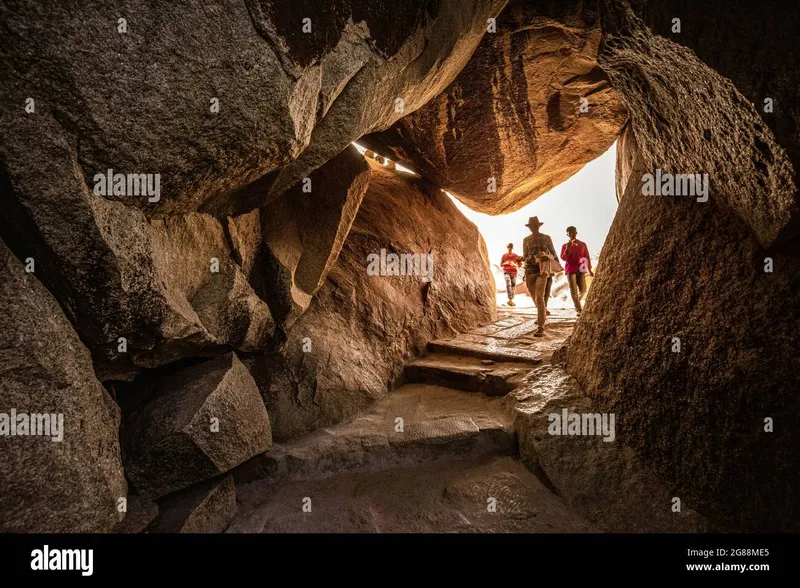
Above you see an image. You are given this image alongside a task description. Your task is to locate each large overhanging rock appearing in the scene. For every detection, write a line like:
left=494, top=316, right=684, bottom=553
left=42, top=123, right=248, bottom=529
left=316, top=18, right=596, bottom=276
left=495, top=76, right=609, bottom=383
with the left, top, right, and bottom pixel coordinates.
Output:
left=263, top=0, right=510, bottom=199
left=247, top=161, right=497, bottom=440
left=636, top=0, right=800, bottom=242
left=0, top=0, right=507, bottom=374
left=1, top=0, right=506, bottom=217
left=0, top=239, right=127, bottom=532
left=598, top=5, right=795, bottom=247
left=361, top=0, right=628, bottom=214
left=123, top=352, right=271, bottom=499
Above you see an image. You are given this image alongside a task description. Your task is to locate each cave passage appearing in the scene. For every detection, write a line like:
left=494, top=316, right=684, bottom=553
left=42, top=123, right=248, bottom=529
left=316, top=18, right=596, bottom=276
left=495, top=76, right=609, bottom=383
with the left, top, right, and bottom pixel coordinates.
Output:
left=2, top=0, right=797, bottom=540
left=227, top=144, right=616, bottom=532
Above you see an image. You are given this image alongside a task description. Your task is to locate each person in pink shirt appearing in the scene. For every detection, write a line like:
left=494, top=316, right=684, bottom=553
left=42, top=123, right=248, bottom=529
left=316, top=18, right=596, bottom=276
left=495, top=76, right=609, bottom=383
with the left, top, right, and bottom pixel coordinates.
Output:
left=560, top=226, right=594, bottom=315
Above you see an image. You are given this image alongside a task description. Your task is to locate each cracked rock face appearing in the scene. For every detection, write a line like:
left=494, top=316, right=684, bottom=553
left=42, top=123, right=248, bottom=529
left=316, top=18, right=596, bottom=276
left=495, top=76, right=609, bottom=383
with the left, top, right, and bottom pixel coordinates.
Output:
left=123, top=352, right=271, bottom=499
left=362, top=0, right=628, bottom=214
left=0, top=0, right=506, bottom=216
left=0, top=239, right=127, bottom=533
left=248, top=162, right=497, bottom=440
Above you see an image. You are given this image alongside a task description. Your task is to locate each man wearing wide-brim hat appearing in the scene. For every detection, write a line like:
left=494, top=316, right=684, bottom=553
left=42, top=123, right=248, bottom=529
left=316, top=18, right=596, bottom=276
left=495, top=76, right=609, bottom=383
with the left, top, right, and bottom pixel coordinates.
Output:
left=522, top=216, right=561, bottom=336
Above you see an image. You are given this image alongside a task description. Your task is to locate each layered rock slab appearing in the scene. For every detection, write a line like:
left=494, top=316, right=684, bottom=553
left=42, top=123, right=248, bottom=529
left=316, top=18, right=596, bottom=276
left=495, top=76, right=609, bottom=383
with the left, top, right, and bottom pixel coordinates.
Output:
left=124, top=353, right=271, bottom=499
left=362, top=0, right=627, bottom=214
left=0, top=240, right=127, bottom=532
left=260, top=145, right=371, bottom=329
left=235, top=383, right=514, bottom=484
left=230, top=456, right=594, bottom=533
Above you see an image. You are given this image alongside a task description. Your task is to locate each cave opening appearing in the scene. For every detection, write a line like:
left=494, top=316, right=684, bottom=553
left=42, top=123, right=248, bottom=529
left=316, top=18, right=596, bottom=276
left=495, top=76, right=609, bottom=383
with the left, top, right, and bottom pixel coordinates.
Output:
left=449, top=142, right=619, bottom=310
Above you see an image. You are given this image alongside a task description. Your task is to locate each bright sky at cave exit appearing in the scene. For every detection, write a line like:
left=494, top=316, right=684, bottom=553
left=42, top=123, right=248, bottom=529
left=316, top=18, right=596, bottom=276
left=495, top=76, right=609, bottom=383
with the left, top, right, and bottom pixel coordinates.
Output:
left=449, top=142, right=619, bottom=273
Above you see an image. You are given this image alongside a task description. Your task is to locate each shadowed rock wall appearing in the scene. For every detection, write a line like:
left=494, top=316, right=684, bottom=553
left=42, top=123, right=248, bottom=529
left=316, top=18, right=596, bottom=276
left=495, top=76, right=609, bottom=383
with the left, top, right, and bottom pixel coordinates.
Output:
left=0, top=239, right=127, bottom=532
left=567, top=4, right=799, bottom=531
left=636, top=0, right=800, bottom=242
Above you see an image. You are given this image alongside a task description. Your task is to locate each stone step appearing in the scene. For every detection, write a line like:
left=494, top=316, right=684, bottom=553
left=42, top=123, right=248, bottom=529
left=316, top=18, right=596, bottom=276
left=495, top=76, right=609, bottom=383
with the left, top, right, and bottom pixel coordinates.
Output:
left=233, top=384, right=516, bottom=485
left=404, top=353, right=532, bottom=396
left=427, top=337, right=543, bottom=364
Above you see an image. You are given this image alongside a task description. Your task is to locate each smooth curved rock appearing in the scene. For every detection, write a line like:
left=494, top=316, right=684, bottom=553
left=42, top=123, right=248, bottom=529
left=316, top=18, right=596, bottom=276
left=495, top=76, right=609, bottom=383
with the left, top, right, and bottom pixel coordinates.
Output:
left=0, top=240, right=127, bottom=533
left=124, top=352, right=271, bottom=499
left=248, top=161, right=497, bottom=440
left=361, top=0, right=627, bottom=214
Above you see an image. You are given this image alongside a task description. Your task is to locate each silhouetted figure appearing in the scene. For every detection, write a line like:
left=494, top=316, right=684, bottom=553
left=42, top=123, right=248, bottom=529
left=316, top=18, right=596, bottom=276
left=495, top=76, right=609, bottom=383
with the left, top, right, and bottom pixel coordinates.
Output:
left=500, top=243, right=524, bottom=306
left=522, top=217, right=558, bottom=336
left=560, top=226, right=594, bottom=315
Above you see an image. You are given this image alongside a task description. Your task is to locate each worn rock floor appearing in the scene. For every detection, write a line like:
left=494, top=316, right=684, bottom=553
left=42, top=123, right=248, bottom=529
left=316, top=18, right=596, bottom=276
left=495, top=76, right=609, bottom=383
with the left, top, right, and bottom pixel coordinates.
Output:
left=229, top=456, right=594, bottom=533
left=229, top=306, right=588, bottom=533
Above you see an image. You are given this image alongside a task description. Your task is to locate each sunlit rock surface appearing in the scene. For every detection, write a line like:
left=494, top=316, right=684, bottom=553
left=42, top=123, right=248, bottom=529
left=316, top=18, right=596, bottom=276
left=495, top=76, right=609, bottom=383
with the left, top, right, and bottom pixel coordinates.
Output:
left=361, top=0, right=627, bottom=213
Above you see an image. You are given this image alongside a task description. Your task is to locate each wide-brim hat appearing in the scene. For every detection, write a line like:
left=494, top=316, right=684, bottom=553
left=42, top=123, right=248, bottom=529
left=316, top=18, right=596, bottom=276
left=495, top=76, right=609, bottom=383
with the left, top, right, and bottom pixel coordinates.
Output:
left=525, top=216, right=544, bottom=228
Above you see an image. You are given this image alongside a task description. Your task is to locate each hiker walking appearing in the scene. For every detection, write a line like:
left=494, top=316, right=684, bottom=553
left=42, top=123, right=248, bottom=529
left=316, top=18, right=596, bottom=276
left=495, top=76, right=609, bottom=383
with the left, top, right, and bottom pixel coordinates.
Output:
left=560, top=225, right=594, bottom=315
left=500, top=243, right=524, bottom=306
left=522, top=217, right=559, bottom=336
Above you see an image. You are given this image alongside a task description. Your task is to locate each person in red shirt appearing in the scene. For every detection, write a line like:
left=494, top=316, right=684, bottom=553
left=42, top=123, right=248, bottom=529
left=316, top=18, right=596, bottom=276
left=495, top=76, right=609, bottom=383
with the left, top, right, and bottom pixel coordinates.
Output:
left=500, top=243, right=524, bottom=306
left=560, top=226, right=594, bottom=314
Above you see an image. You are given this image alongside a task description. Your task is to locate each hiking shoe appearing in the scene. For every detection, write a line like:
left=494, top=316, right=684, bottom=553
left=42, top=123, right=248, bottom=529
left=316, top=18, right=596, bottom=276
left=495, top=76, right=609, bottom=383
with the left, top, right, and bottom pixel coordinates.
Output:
left=507, top=299, right=516, bottom=306
left=534, top=328, right=544, bottom=337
